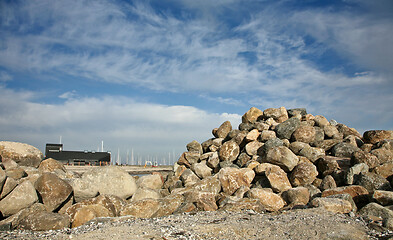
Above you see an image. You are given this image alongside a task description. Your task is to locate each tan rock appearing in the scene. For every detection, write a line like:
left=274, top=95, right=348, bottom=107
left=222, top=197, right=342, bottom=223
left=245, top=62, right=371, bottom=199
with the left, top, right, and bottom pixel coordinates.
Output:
left=184, top=190, right=218, bottom=211
left=153, top=194, right=184, bottom=217
left=265, top=165, right=292, bottom=193
left=363, top=130, right=393, bottom=144
left=193, top=176, right=221, bottom=195
left=247, top=188, right=286, bottom=211
left=38, top=158, right=66, bottom=173
left=18, top=211, right=70, bottom=231
left=373, top=190, right=393, bottom=206
left=320, top=175, right=336, bottom=191
left=0, top=141, right=43, bottom=167
left=220, top=198, right=266, bottom=213
left=264, top=146, right=299, bottom=172
left=291, top=125, right=316, bottom=143
left=254, top=163, right=276, bottom=175
left=317, top=156, right=340, bottom=176
left=321, top=185, right=369, bottom=204
left=282, top=187, right=309, bottom=205
left=215, top=121, right=232, bottom=138
left=373, top=163, right=393, bottom=179
left=219, top=141, right=240, bottom=162
left=0, top=176, right=17, bottom=200
left=136, top=174, right=164, bottom=190
left=290, top=162, right=318, bottom=187
left=242, top=107, right=263, bottom=123
left=259, top=130, right=276, bottom=142
left=130, top=187, right=162, bottom=202
left=263, top=107, right=288, bottom=123
left=323, top=125, right=342, bottom=139
left=177, top=152, right=191, bottom=167
left=218, top=167, right=255, bottom=195
left=245, top=141, right=264, bottom=156
left=186, top=140, right=203, bottom=154
left=68, top=177, right=99, bottom=202
left=371, top=147, right=393, bottom=164
left=313, top=115, right=330, bottom=127
left=310, top=197, right=352, bottom=213
left=351, top=151, right=379, bottom=169
left=336, top=123, right=362, bottom=138
left=180, top=169, right=200, bottom=187
left=5, top=167, right=26, bottom=180
left=34, top=172, right=73, bottom=212
left=191, top=161, right=212, bottom=179
left=0, top=180, right=38, bottom=216
left=245, top=129, right=260, bottom=142
left=299, top=145, right=325, bottom=163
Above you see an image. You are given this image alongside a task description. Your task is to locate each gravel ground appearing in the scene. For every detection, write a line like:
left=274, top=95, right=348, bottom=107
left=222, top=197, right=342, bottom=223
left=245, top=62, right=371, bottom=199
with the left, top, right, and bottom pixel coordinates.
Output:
left=2, top=208, right=393, bottom=240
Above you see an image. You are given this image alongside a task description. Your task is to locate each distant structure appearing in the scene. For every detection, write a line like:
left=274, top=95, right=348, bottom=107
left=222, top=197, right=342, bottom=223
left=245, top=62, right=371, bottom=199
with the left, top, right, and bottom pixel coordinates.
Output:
left=45, top=143, right=111, bottom=166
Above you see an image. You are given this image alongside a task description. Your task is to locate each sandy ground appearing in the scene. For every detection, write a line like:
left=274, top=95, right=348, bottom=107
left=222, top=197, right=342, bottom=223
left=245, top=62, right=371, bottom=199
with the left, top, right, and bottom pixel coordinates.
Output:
left=2, top=208, right=391, bottom=240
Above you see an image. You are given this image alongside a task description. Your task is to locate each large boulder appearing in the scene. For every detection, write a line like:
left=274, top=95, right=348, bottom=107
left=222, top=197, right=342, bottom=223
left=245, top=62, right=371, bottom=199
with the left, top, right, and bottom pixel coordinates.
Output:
left=215, top=121, right=232, bottom=139
left=136, top=174, right=164, bottom=190
left=264, top=146, right=299, bottom=172
left=130, top=187, right=162, bottom=202
left=275, top=117, right=300, bottom=139
left=81, top=166, right=137, bottom=199
left=67, top=177, right=99, bottom=202
left=0, top=141, right=43, bottom=167
left=263, top=107, right=288, bottom=123
left=310, top=197, right=353, bottom=214
left=242, top=107, right=263, bottom=123
left=291, top=125, right=316, bottom=143
left=363, top=130, right=393, bottom=144
left=0, top=180, right=38, bottom=217
left=218, top=167, right=255, bottom=195
left=38, top=158, right=67, bottom=174
left=219, top=141, right=240, bottom=162
left=247, top=188, right=285, bottom=211
left=120, top=198, right=161, bottom=218
left=331, top=142, right=360, bottom=158
left=265, top=165, right=292, bottom=193
left=191, top=161, right=212, bottom=179
left=34, top=172, right=73, bottom=212
left=290, top=162, right=318, bottom=187
left=18, top=211, right=70, bottom=231
left=186, top=140, right=203, bottom=154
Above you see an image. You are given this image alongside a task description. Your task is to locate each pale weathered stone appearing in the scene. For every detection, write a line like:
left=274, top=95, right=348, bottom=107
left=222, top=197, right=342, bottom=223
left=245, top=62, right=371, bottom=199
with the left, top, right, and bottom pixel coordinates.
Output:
left=35, top=172, right=73, bottom=212
left=289, top=141, right=308, bottom=155
left=81, top=166, right=137, bottom=199
left=254, top=163, right=276, bottom=175
left=191, top=161, right=212, bottom=179
left=290, top=162, right=318, bottom=187
left=218, top=167, right=255, bottom=195
left=186, top=140, right=203, bottom=154
left=236, top=152, right=251, bottom=168
left=373, top=190, right=393, bottom=206
left=38, top=158, right=66, bottom=174
left=245, top=141, right=263, bottom=156
left=0, top=180, right=38, bottom=216
left=18, top=211, right=70, bottom=231
left=242, top=107, right=263, bottom=123
left=313, top=115, right=330, bottom=127
left=0, top=176, right=17, bottom=200
left=323, top=125, right=342, bottom=139
left=136, top=174, right=164, bottom=190
left=184, top=190, right=218, bottom=211
left=193, top=176, right=221, bottom=195
left=68, top=177, right=99, bottom=202
left=180, top=169, right=200, bottom=187
left=207, top=152, right=220, bottom=169
left=130, top=187, right=162, bottom=202
left=263, top=107, right=288, bottom=123
left=373, top=163, right=393, bottom=179
left=359, top=202, right=393, bottom=229
left=363, top=130, right=393, bottom=144
left=336, top=123, right=362, bottom=138
left=310, top=197, right=352, bottom=213
left=356, top=172, right=391, bottom=193
left=265, top=165, right=291, bottom=193
left=282, top=187, right=309, bottom=206
left=184, top=151, right=200, bottom=165
left=5, top=167, right=27, bottom=180
left=346, top=163, right=369, bottom=185
left=299, top=145, right=325, bottom=163
left=0, top=141, right=43, bottom=167
left=264, top=146, right=299, bottom=172
left=321, top=185, right=369, bottom=204
left=320, top=175, right=336, bottom=191
left=247, top=188, right=285, bottom=211
left=215, top=121, right=232, bottom=139
left=291, top=125, right=316, bottom=143
left=351, top=151, right=379, bottom=169
left=315, top=139, right=341, bottom=152
left=220, top=198, right=266, bottom=213
left=219, top=141, right=240, bottom=162
left=371, top=147, right=393, bottom=164
left=259, top=130, right=276, bottom=142
left=153, top=194, right=184, bottom=217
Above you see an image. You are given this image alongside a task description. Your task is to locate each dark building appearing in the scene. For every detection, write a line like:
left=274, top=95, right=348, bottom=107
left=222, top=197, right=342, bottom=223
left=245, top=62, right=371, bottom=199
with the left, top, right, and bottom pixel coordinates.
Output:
left=45, top=143, right=111, bottom=165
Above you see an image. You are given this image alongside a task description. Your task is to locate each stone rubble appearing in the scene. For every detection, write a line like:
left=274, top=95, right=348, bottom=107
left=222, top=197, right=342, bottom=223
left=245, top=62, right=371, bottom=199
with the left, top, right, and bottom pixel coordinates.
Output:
left=0, top=106, right=393, bottom=238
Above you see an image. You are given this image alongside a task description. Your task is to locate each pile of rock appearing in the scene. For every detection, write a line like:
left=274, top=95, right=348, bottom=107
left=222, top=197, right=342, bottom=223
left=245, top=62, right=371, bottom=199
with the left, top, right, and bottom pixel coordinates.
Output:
left=0, top=106, right=392, bottom=232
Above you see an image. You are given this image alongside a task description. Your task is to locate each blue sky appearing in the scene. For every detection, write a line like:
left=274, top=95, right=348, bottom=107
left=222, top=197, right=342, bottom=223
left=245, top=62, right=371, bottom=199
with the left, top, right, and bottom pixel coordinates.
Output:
left=0, top=0, right=392, bottom=164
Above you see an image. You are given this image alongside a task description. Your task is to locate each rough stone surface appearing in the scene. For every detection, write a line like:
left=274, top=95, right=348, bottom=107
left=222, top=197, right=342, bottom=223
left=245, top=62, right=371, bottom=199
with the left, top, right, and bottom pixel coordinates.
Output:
left=191, top=161, right=212, bottom=179
left=291, top=125, right=316, bottom=143
left=18, top=211, right=70, bottom=231
left=136, top=174, right=163, bottom=190
left=263, top=107, right=288, bottom=123
left=275, top=117, right=300, bottom=139
left=247, top=188, right=285, bottom=211
left=363, top=130, right=393, bottom=144
left=130, top=187, right=162, bottom=202
left=242, top=107, right=263, bottom=123
left=180, top=168, right=200, bottom=187
left=290, top=162, right=318, bottom=187
left=218, top=167, right=254, bottom=195
left=321, top=185, right=369, bottom=204
left=373, top=163, right=393, bottom=179
left=265, top=165, right=291, bottom=193
left=282, top=187, right=309, bottom=206
left=219, top=141, right=240, bottom=162
left=331, top=142, right=360, bottom=158
left=356, top=172, right=392, bottom=193
left=38, top=158, right=66, bottom=174
left=215, top=121, right=232, bottom=139
left=81, top=166, right=137, bottom=199
left=373, top=190, right=393, bottom=206
left=264, top=146, right=299, bottom=172
left=0, top=180, right=38, bottom=217
left=245, top=141, right=263, bottom=156
left=351, top=151, right=379, bottom=169
left=346, top=163, right=369, bottom=185
left=34, top=172, right=73, bottom=212
left=0, top=141, right=43, bottom=167
left=310, top=197, right=353, bottom=213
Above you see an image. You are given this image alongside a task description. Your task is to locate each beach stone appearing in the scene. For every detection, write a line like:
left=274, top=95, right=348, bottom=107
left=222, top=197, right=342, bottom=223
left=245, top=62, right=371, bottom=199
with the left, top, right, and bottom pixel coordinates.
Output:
left=373, top=163, right=393, bottom=179
left=81, top=166, right=137, bottom=199
left=363, top=130, right=393, bottom=144
left=136, top=174, right=164, bottom=190
left=193, top=176, right=221, bottom=195
left=356, top=172, right=391, bottom=193
left=255, top=122, right=270, bottom=131
left=259, top=130, right=276, bottom=142
left=184, top=151, right=200, bottom=165
left=343, top=135, right=363, bottom=148
left=130, top=187, right=162, bottom=202
left=291, top=125, right=316, bottom=143
left=336, top=123, right=362, bottom=139
left=220, top=198, right=266, bottom=213
left=263, top=107, right=288, bottom=123
left=371, top=147, right=393, bottom=164
left=275, top=117, right=301, bottom=139
left=305, top=184, right=322, bottom=199
left=351, top=151, right=379, bottom=169
left=254, top=163, right=276, bottom=175
left=247, top=188, right=285, bottom=212
left=0, top=180, right=38, bottom=217
left=264, top=146, right=299, bottom=172
left=177, top=152, right=191, bottom=167
left=191, top=161, right=212, bottom=179
left=282, top=187, right=309, bottom=206
left=245, top=141, right=264, bottom=156
left=242, top=107, right=263, bottom=123
left=0, top=141, right=43, bottom=167
left=299, top=145, right=325, bottom=163
left=346, top=163, right=369, bottom=185
left=321, top=185, right=369, bottom=204
left=18, top=211, right=70, bottom=231
left=323, top=125, right=342, bottom=139
left=207, top=152, right=220, bottom=169
left=38, top=158, right=66, bottom=174
left=0, top=168, right=5, bottom=190
left=313, top=115, right=329, bottom=127
left=317, top=156, right=340, bottom=176
left=153, top=194, right=184, bottom=217
left=5, top=167, right=27, bottom=180
left=180, top=169, right=200, bottom=187
left=0, top=177, right=17, bottom=200
left=186, top=140, right=203, bottom=155
left=310, top=197, right=352, bottom=213
left=326, top=193, right=357, bottom=212
left=245, top=129, right=260, bottom=142
left=359, top=203, right=393, bottom=229
left=34, top=172, right=73, bottom=212
left=287, top=108, right=307, bottom=118
left=265, top=165, right=291, bottom=193
left=320, top=175, right=337, bottom=191
left=289, top=141, right=308, bottom=155
left=184, top=190, right=218, bottom=211
left=68, top=178, right=99, bottom=202
left=215, top=121, right=232, bottom=139
left=331, top=142, right=361, bottom=158
left=315, top=139, right=341, bottom=152
left=219, top=141, right=240, bottom=162
left=373, top=190, right=393, bottom=206
left=290, top=162, right=318, bottom=187
left=218, top=167, right=255, bottom=195
left=120, top=198, right=161, bottom=218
